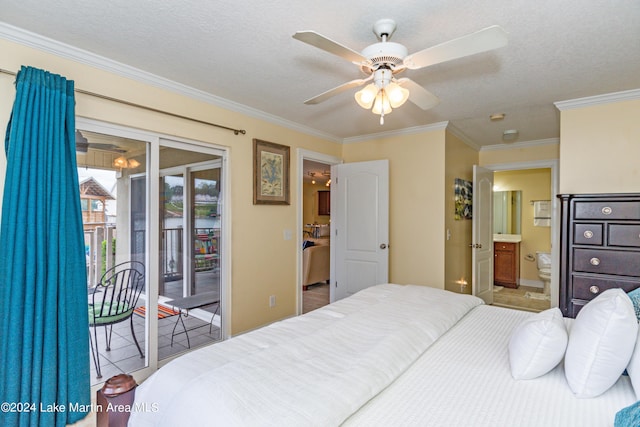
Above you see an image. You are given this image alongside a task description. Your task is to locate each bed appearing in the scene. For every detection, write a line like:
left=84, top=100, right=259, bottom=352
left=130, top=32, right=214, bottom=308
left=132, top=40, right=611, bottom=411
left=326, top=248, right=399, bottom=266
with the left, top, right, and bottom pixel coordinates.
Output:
left=123, top=284, right=639, bottom=426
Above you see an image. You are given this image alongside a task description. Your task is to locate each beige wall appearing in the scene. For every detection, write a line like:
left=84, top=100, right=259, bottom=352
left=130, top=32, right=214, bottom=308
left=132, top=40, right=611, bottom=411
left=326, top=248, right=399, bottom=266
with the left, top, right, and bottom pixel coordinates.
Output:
left=559, top=98, right=640, bottom=194
left=0, top=38, right=342, bottom=334
left=479, top=142, right=559, bottom=166
left=493, top=169, right=552, bottom=284
left=444, top=130, right=478, bottom=294
left=342, top=128, right=447, bottom=287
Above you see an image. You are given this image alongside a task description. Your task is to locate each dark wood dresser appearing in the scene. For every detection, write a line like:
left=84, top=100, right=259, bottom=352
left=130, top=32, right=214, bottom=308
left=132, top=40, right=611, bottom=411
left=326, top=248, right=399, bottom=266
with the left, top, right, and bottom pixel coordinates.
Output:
left=559, top=193, right=640, bottom=317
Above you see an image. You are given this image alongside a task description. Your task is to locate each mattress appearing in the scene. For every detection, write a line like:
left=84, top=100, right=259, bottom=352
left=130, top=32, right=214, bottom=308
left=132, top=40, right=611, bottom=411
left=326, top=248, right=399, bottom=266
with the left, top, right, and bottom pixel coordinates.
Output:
left=129, top=284, right=483, bottom=426
left=343, top=304, right=637, bottom=427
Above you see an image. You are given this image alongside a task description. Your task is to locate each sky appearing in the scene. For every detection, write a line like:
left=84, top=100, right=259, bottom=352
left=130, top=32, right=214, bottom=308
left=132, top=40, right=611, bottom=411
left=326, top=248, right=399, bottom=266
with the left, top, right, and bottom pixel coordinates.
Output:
left=77, top=167, right=118, bottom=215
left=77, top=167, right=117, bottom=194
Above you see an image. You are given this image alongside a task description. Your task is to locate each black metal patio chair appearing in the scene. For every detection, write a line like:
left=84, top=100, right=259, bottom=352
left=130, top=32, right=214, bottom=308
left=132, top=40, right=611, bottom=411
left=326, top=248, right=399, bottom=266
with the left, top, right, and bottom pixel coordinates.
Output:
left=89, top=260, right=145, bottom=379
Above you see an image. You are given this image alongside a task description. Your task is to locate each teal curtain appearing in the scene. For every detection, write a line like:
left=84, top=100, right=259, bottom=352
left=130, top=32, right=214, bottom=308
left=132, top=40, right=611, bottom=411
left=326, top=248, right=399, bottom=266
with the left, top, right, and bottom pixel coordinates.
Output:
left=0, top=67, right=90, bottom=426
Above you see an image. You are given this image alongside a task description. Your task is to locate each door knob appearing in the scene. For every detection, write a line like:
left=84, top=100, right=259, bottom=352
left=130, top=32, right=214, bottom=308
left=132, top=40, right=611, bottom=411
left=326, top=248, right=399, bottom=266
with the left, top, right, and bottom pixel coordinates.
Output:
left=468, top=243, right=483, bottom=248
left=380, top=243, right=387, bottom=249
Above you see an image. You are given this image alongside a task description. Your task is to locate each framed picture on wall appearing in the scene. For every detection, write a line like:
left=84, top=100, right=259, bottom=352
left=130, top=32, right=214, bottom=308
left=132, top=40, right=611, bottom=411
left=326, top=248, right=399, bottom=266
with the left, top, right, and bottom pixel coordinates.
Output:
left=253, top=138, right=290, bottom=205
left=454, top=178, right=472, bottom=220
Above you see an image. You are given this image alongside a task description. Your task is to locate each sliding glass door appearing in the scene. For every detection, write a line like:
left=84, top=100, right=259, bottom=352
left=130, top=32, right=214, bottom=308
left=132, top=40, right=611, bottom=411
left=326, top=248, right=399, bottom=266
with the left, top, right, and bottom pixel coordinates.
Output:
left=77, top=120, right=228, bottom=386
left=157, top=143, right=223, bottom=360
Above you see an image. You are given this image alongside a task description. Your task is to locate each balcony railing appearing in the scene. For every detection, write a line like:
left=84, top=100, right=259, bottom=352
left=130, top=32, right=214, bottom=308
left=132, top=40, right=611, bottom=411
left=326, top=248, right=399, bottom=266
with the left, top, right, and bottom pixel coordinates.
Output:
left=86, top=225, right=219, bottom=288
left=84, top=223, right=116, bottom=287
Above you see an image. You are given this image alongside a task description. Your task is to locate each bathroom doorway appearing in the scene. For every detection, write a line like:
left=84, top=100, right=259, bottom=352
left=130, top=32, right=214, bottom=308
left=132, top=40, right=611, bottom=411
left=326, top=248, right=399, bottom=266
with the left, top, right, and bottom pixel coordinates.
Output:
left=484, top=161, right=558, bottom=312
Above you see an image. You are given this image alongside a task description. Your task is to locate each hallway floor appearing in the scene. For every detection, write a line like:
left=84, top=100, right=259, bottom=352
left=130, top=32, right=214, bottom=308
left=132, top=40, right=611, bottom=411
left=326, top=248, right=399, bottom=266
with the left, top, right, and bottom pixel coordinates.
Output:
left=492, top=285, right=550, bottom=312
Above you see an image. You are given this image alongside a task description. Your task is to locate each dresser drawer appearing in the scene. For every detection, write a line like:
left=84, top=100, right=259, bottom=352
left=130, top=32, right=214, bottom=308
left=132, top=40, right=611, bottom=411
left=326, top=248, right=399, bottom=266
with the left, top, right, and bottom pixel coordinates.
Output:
left=574, top=201, right=640, bottom=220
left=574, top=223, right=603, bottom=245
left=572, top=275, right=640, bottom=301
left=609, top=224, right=640, bottom=248
left=573, top=248, right=640, bottom=277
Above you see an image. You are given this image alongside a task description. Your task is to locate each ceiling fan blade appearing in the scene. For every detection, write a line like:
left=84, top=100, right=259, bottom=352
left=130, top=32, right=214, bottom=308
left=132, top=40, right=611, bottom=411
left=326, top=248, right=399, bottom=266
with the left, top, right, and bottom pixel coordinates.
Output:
left=293, top=31, right=368, bottom=64
left=396, top=78, right=440, bottom=110
left=304, top=78, right=369, bottom=105
left=89, top=143, right=127, bottom=153
left=403, top=25, right=508, bottom=70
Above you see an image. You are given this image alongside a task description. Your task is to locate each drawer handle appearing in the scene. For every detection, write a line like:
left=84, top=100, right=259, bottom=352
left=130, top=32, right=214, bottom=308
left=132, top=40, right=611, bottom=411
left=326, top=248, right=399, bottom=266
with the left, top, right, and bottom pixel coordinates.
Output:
left=583, top=230, right=593, bottom=239
left=601, top=206, right=612, bottom=215
left=590, top=257, right=600, bottom=266
left=589, top=285, right=600, bottom=294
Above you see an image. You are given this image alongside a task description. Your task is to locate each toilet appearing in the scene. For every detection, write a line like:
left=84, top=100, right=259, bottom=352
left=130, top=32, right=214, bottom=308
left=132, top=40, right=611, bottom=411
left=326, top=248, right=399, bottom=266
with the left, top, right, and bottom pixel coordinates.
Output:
left=536, top=252, right=552, bottom=295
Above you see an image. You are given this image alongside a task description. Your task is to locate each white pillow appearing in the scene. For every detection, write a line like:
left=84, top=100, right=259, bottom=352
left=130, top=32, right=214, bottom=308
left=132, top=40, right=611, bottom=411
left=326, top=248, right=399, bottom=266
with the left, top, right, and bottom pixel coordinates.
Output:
left=509, top=307, right=568, bottom=380
left=564, top=288, right=638, bottom=398
left=626, top=327, right=640, bottom=401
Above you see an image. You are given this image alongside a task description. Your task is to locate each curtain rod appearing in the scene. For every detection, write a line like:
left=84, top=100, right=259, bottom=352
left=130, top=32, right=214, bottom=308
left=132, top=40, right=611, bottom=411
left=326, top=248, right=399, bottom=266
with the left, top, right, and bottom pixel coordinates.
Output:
left=0, top=68, right=246, bottom=135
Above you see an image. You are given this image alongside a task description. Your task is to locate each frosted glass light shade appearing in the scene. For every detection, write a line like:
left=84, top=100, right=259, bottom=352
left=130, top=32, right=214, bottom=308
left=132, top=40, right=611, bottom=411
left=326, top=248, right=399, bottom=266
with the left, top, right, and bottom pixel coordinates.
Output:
left=113, top=157, right=128, bottom=168
left=386, top=82, right=410, bottom=108
left=354, top=84, right=379, bottom=109
left=371, top=91, right=392, bottom=115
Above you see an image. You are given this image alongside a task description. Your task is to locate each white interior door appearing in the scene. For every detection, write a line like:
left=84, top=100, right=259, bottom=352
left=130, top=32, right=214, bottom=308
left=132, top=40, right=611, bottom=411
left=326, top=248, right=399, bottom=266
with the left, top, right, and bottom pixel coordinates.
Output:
left=472, top=165, right=494, bottom=304
left=331, top=160, right=389, bottom=302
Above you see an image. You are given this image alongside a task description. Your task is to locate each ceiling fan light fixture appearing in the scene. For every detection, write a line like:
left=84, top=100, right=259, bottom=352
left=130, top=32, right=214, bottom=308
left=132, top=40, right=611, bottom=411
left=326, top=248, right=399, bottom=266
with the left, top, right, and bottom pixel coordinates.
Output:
left=113, top=156, right=128, bottom=168
left=386, top=82, right=409, bottom=108
left=354, top=83, right=378, bottom=109
left=114, top=156, right=140, bottom=169
left=372, top=91, right=392, bottom=115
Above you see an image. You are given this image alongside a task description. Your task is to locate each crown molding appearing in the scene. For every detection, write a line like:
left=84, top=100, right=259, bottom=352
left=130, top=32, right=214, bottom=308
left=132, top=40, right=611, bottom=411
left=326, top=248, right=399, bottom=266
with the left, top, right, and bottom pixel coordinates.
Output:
left=342, top=121, right=449, bottom=144
left=444, top=123, right=480, bottom=151
left=481, top=137, right=559, bottom=152
left=0, top=22, right=341, bottom=143
left=554, top=88, right=640, bottom=111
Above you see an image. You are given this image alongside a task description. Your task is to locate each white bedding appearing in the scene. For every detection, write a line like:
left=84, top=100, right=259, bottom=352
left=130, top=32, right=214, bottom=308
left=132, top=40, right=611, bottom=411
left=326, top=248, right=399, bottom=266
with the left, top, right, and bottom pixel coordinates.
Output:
left=129, top=284, right=482, bottom=426
left=344, top=304, right=637, bottom=427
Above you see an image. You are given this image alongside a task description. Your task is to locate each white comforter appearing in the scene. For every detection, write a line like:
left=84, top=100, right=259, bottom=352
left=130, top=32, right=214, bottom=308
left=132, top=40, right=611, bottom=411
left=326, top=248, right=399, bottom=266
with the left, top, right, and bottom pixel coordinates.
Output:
left=129, top=284, right=482, bottom=426
left=344, top=304, right=637, bottom=426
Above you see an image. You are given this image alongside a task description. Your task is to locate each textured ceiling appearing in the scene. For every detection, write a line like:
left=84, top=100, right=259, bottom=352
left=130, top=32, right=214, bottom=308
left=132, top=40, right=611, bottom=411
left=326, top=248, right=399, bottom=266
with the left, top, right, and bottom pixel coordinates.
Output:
left=1, top=0, right=639, bottom=146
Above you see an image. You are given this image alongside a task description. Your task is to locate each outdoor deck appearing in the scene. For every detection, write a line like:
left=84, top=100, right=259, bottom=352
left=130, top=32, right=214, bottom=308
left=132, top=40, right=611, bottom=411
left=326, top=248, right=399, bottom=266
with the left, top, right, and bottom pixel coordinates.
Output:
left=89, top=270, right=221, bottom=385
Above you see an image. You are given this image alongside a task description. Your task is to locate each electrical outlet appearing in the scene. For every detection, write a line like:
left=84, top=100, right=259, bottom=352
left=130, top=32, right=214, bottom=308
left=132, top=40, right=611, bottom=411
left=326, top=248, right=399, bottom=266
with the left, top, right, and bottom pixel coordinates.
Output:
left=269, top=295, right=276, bottom=307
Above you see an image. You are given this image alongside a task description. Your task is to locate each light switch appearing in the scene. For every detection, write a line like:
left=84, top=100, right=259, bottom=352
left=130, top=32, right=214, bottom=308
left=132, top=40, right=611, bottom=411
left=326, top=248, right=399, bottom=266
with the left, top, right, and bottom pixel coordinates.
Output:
left=283, top=229, right=293, bottom=240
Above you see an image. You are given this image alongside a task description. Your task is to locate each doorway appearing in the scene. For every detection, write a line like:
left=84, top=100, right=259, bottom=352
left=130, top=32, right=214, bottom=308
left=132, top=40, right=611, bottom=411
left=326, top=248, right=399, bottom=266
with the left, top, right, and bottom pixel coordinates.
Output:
left=297, top=150, right=341, bottom=314
left=483, top=160, right=559, bottom=311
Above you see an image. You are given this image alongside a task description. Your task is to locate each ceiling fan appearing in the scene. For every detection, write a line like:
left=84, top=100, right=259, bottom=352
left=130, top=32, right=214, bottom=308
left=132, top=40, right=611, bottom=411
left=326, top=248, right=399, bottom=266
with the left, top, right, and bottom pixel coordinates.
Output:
left=75, top=130, right=126, bottom=154
left=293, top=19, right=508, bottom=124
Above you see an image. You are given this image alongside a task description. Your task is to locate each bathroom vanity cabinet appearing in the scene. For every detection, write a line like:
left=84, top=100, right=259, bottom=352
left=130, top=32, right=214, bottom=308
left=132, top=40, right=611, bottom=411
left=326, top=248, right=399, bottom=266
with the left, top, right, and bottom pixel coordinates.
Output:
left=494, top=241, right=520, bottom=288
left=559, top=193, right=640, bottom=318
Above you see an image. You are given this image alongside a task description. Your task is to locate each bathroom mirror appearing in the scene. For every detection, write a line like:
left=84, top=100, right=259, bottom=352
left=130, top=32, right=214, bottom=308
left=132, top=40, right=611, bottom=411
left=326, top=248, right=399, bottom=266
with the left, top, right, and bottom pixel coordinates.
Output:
left=493, top=190, right=522, bottom=234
